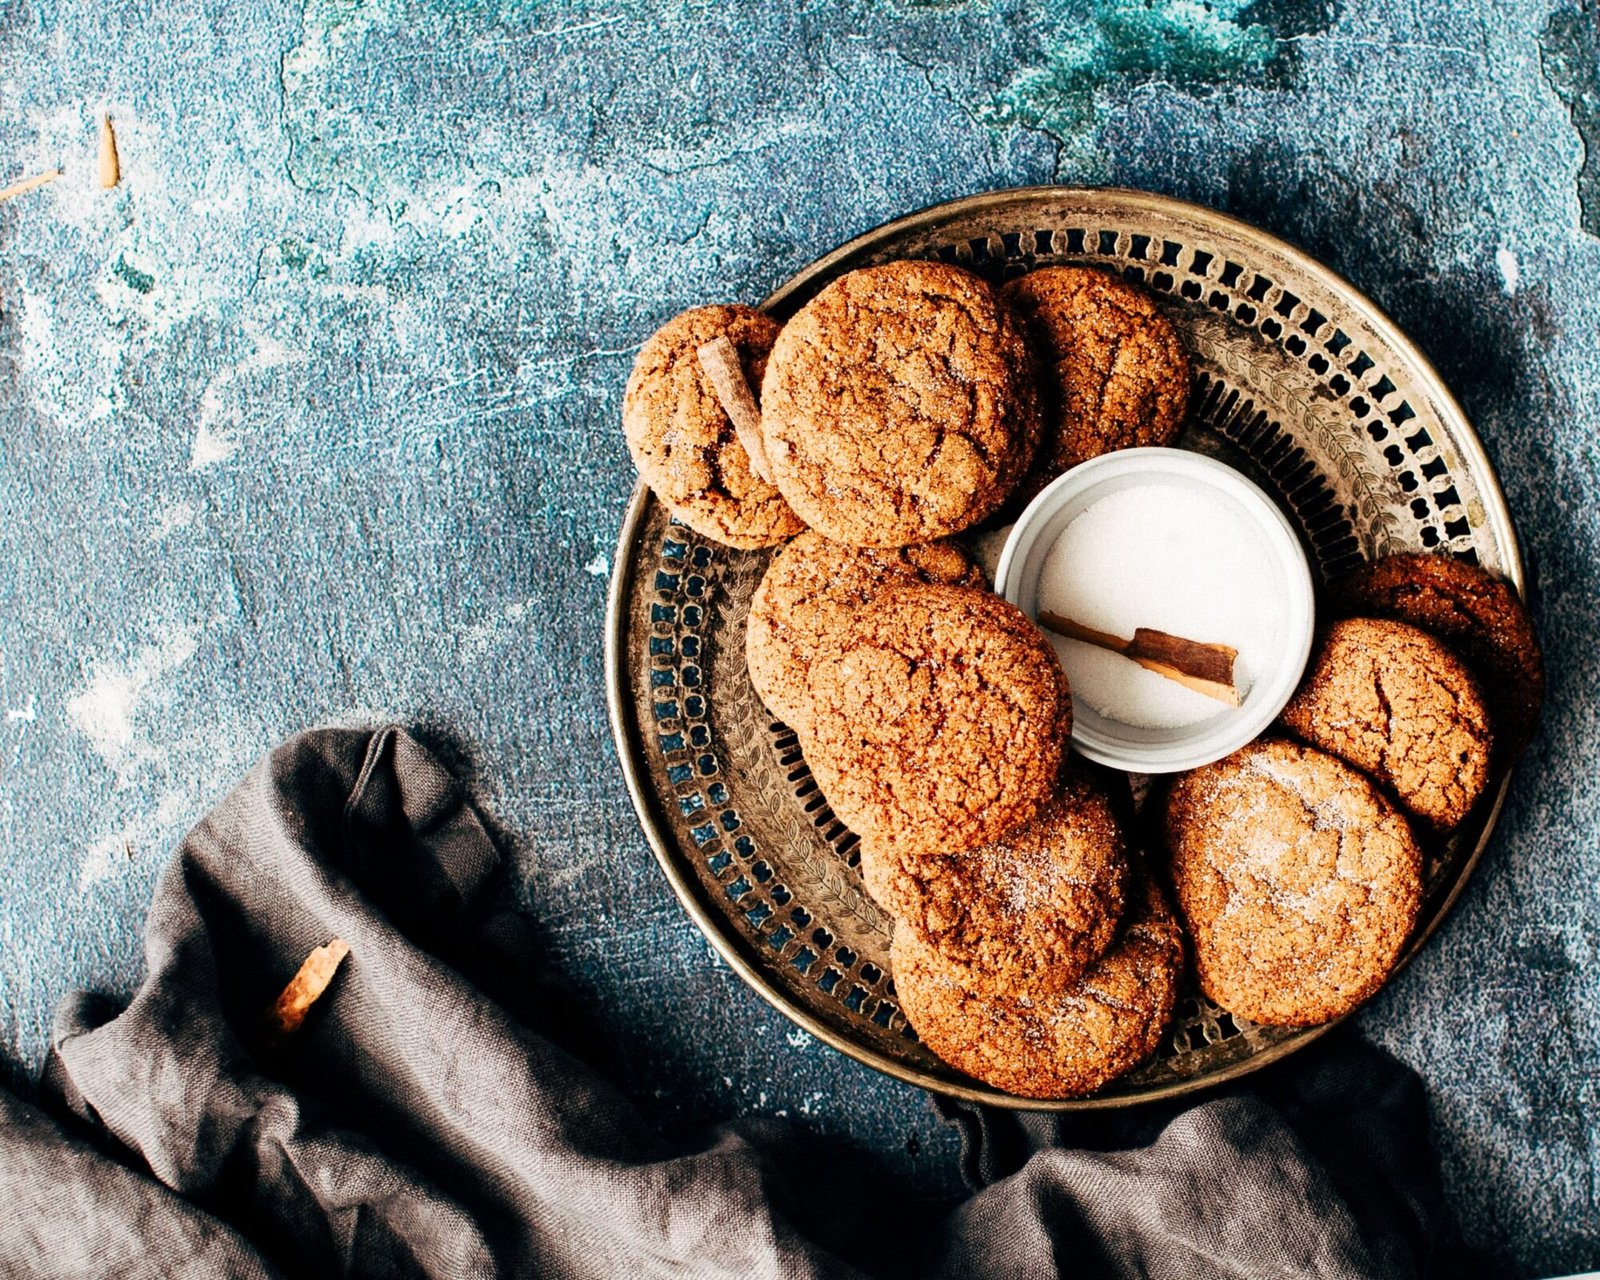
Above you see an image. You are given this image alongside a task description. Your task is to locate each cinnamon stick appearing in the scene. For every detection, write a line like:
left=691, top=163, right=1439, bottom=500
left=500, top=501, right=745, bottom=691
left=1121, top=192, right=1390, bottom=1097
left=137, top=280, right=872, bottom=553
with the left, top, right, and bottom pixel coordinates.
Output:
left=262, top=938, right=350, bottom=1047
left=98, top=114, right=120, bottom=189
left=0, top=168, right=61, bottom=204
left=1037, top=609, right=1241, bottom=706
left=696, top=335, right=773, bottom=484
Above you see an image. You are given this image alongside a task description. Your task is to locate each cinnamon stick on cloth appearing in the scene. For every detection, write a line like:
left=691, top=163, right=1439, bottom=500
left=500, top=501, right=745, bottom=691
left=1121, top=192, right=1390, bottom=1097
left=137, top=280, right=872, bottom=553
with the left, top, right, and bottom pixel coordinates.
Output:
left=0, top=727, right=1468, bottom=1278
left=260, top=938, right=349, bottom=1049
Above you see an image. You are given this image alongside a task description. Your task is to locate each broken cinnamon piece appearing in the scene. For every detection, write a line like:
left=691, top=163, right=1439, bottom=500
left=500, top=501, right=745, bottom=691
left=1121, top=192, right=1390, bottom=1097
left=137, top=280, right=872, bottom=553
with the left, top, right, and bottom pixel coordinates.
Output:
left=0, top=168, right=61, bottom=204
left=262, top=938, right=350, bottom=1047
left=1129, top=627, right=1238, bottom=690
left=696, top=334, right=773, bottom=484
left=1037, top=609, right=1241, bottom=706
left=98, top=114, right=120, bottom=189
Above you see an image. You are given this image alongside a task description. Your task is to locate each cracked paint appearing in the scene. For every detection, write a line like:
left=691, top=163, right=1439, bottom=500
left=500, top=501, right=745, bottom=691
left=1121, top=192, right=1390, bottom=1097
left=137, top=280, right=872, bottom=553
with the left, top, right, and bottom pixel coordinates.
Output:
left=1540, top=2, right=1600, bottom=237
left=978, top=0, right=1338, bottom=174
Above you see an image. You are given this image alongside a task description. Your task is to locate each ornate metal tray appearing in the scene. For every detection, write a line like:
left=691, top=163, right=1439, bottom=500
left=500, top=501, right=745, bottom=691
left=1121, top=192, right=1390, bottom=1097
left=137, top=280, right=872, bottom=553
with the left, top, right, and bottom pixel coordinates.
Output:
left=605, top=187, right=1524, bottom=1109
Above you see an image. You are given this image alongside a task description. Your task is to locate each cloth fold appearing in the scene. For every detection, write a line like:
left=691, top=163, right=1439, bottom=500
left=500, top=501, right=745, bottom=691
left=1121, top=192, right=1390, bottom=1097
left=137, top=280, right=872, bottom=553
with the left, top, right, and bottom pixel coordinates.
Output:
left=0, top=727, right=1466, bottom=1278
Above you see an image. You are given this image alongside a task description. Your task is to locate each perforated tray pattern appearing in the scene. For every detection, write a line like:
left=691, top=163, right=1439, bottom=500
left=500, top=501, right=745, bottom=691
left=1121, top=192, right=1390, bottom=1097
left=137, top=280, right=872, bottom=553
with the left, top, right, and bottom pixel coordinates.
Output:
left=605, top=187, right=1523, bottom=1109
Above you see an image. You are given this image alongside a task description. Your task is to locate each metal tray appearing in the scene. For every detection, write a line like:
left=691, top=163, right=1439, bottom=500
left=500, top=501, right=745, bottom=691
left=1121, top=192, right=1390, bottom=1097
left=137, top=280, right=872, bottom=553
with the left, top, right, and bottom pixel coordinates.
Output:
left=605, top=186, right=1523, bottom=1109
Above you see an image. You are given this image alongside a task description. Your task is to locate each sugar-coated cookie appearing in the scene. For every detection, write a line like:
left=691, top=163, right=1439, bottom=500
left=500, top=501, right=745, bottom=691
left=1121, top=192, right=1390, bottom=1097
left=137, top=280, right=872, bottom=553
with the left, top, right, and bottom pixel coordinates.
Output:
left=623, top=304, right=804, bottom=548
left=744, top=531, right=983, bottom=732
left=804, top=584, right=1069, bottom=858
left=1282, top=617, right=1492, bottom=828
left=893, top=874, right=1182, bottom=1098
left=1165, top=739, right=1422, bottom=1026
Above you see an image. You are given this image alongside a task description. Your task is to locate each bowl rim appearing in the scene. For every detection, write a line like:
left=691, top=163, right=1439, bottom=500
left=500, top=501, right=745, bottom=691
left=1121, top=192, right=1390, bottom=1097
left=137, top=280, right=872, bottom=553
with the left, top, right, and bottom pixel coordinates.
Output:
left=993, top=447, right=1317, bottom=773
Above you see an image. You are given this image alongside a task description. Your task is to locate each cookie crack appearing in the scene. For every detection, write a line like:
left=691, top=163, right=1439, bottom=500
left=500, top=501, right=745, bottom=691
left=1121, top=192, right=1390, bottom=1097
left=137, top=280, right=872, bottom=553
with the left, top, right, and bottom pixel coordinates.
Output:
left=1370, top=663, right=1396, bottom=778
left=1088, top=330, right=1127, bottom=426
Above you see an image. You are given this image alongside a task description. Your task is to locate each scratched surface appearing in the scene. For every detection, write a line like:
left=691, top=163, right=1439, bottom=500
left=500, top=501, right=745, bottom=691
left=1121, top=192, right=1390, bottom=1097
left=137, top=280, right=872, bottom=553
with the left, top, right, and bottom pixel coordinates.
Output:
left=1, top=0, right=1598, bottom=1273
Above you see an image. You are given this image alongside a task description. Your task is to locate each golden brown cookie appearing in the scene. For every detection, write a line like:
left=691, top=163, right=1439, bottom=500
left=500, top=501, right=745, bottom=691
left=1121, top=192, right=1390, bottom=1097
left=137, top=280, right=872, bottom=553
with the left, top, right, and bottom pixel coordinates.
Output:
left=744, top=531, right=985, bottom=732
left=761, top=261, right=1042, bottom=546
left=860, top=767, right=1129, bottom=996
left=622, top=305, right=805, bottom=549
left=1281, top=617, right=1492, bottom=829
left=803, top=584, right=1070, bottom=859
left=1331, top=552, right=1543, bottom=759
left=893, top=874, right=1182, bottom=1098
left=1164, top=738, right=1422, bottom=1027
left=1001, top=266, right=1189, bottom=490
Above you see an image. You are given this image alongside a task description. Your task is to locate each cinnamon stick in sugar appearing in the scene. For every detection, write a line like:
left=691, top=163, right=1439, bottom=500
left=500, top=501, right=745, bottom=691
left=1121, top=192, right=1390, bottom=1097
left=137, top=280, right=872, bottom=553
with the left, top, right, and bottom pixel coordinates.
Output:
left=1038, top=610, right=1241, bottom=706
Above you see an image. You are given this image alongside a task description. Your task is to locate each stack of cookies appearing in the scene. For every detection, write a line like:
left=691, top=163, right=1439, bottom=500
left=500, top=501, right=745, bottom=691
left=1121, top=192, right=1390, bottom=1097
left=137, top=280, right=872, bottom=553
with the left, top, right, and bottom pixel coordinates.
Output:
left=622, top=259, right=1195, bottom=1097
left=745, top=534, right=1185, bottom=1098
left=619, top=255, right=1545, bottom=1099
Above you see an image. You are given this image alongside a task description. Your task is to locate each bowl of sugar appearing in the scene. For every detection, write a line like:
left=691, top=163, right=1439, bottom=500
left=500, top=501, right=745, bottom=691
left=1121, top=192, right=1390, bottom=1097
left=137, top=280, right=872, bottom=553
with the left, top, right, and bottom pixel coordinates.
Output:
left=994, top=448, right=1315, bottom=774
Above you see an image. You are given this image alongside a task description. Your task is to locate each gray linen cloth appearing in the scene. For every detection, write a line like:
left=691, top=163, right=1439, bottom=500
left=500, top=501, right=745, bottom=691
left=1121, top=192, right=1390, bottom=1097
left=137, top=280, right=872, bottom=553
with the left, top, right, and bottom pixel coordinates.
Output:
left=0, top=727, right=1469, bottom=1279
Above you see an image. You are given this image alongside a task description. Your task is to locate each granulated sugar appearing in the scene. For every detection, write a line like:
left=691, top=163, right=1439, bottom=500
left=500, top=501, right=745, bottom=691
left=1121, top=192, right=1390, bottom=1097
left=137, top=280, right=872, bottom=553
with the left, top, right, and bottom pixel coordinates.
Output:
left=1037, top=481, right=1281, bottom=729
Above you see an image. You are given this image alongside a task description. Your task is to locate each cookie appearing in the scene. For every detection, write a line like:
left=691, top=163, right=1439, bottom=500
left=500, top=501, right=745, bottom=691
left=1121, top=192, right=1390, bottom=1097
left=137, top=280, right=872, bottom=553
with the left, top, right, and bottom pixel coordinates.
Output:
left=1164, top=738, right=1422, bottom=1026
left=804, top=584, right=1070, bottom=859
left=622, top=305, right=806, bottom=549
left=1001, top=266, right=1189, bottom=490
left=1331, top=552, right=1543, bottom=759
left=893, top=874, right=1182, bottom=1098
left=744, top=531, right=985, bottom=732
left=1281, top=617, right=1492, bottom=829
left=761, top=261, right=1042, bottom=545
left=860, top=767, right=1129, bottom=996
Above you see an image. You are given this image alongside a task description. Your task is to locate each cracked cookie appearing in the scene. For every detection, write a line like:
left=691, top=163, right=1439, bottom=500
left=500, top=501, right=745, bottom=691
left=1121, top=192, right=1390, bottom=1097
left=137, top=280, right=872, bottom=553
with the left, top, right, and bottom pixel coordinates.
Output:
left=1001, top=266, right=1190, bottom=491
left=1164, top=738, right=1422, bottom=1027
left=803, top=583, right=1070, bottom=859
left=860, top=766, right=1130, bottom=997
left=1281, top=617, right=1492, bottom=828
left=744, top=530, right=985, bottom=732
left=1331, top=552, right=1543, bottom=760
left=893, top=874, right=1182, bottom=1098
left=623, top=305, right=806, bottom=548
left=760, top=261, right=1042, bottom=545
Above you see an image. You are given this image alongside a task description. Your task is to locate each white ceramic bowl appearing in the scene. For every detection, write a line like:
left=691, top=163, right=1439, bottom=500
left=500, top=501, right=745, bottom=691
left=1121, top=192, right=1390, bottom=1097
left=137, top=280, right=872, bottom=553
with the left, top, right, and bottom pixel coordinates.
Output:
left=994, top=448, right=1315, bottom=774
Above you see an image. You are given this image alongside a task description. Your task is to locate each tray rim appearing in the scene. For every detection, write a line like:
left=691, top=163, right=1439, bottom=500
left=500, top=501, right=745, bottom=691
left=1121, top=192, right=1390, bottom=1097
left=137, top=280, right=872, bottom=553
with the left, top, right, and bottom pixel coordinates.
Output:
left=605, top=184, right=1523, bottom=1110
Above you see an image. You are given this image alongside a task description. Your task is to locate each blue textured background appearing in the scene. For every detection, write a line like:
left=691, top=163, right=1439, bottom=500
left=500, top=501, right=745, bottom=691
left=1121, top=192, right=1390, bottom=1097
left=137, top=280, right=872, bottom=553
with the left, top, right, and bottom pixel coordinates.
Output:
left=2, top=1, right=1597, bottom=1273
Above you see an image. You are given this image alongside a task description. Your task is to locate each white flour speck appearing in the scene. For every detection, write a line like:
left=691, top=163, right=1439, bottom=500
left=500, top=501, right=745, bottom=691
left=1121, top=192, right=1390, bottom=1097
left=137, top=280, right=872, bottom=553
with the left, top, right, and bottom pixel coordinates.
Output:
left=149, top=501, right=198, bottom=541
left=1495, top=248, right=1519, bottom=295
left=189, top=422, right=240, bottom=470
left=78, top=789, right=189, bottom=890
left=66, top=623, right=200, bottom=776
left=459, top=600, right=534, bottom=661
left=191, top=322, right=308, bottom=470
left=584, top=552, right=609, bottom=578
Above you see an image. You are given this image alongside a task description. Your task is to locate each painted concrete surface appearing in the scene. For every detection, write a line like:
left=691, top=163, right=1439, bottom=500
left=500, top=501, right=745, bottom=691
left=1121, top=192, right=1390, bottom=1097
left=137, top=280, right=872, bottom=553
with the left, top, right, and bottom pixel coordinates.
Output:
left=1, top=0, right=1597, bottom=1272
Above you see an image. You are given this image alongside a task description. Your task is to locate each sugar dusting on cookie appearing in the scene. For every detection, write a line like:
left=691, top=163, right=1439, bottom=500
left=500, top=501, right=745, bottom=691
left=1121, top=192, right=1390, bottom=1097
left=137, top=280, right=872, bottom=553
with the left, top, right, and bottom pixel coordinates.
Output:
left=1164, top=739, right=1423, bottom=1026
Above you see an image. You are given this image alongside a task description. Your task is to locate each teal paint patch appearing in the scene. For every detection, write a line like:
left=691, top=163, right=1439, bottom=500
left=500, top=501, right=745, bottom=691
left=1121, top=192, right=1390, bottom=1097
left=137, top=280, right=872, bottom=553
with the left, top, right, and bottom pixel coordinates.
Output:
left=281, top=0, right=442, bottom=200
left=111, top=255, right=155, bottom=294
left=280, top=0, right=710, bottom=203
left=979, top=0, right=1302, bottom=174
left=277, top=236, right=330, bottom=277
left=278, top=236, right=312, bottom=270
